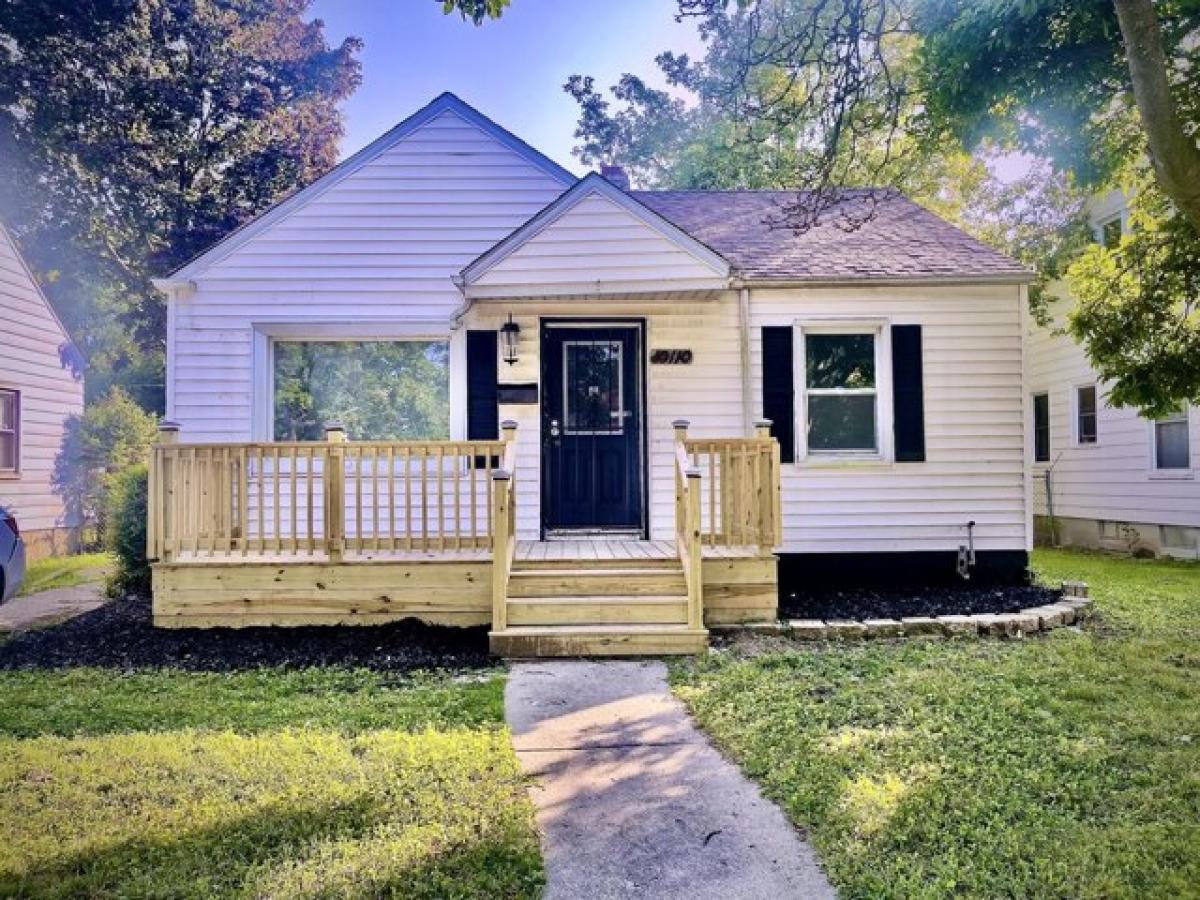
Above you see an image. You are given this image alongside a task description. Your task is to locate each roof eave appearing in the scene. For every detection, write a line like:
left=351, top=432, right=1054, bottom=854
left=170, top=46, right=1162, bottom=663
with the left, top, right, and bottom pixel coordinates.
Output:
left=734, top=271, right=1035, bottom=288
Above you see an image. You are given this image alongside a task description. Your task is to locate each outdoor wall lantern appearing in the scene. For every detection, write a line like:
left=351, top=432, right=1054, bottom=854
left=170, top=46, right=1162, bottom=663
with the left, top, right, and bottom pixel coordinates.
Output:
left=500, top=314, right=520, bottom=365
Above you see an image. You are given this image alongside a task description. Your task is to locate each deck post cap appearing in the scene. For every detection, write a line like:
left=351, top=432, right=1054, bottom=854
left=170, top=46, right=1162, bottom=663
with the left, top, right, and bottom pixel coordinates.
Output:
left=671, top=419, right=690, bottom=429
left=754, top=418, right=773, bottom=428
left=500, top=419, right=519, bottom=430
left=491, top=468, right=512, bottom=480
left=157, top=420, right=181, bottom=432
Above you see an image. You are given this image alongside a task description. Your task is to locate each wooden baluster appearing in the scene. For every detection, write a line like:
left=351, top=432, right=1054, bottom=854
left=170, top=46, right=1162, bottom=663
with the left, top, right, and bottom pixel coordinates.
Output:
left=672, top=420, right=689, bottom=544
left=436, top=444, right=445, bottom=551
left=469, top=443, right=478, bottom=546
left=237, top=447, right=248, bottom=556
left=420, top=447, right=429, bottom=549
left=370, top=445, right=379, bottom=552
left=453, top=446, right=462, bottom=550
left=404, top=446, right=413, bottom=550
left=387, top=445, right=395, bottom=550
left=754, top=421, right=773, bottom=551
left=306, top=447, right=315, bottom=555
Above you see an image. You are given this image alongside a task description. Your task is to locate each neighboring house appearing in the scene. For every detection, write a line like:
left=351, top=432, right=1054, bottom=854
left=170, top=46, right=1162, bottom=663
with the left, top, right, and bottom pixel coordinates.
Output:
left=1027, top=190, right=1200, bottom=559
left=149, top=93, right=1033, bottom=650
left=0, top=222, right=84, bottom=560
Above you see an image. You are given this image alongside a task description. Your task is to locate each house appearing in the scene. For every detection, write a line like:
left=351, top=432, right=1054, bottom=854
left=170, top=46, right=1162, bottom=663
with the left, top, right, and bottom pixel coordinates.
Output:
left=149, top=93, right=1033, bottom=655
left=0, top=221, right=85, bottom=560
left=1027, top=190, right=1199, bottom=559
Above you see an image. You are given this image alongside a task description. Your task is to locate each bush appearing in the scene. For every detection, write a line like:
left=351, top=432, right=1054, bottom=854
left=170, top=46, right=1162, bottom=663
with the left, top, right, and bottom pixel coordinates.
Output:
left=106, top=464, right=150, bottom=597
left=53, top=387, right=158, bottom=546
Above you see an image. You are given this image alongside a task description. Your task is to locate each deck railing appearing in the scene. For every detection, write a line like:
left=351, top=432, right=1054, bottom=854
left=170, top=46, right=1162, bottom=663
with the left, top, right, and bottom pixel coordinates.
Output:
left=678, top=420, right=782, bottom=552
left=673, top=422, right=704, bottom=631
left=147, top=422, right=510, bottom=562
left=490, top=421, right=519, bottom=632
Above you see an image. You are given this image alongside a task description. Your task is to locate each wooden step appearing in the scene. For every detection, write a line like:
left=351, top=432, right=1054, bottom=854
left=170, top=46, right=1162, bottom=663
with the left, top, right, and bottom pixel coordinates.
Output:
left=490, top=624, right=708, bottom=658
left=506, top=595, right=689, bottom=626
left=513, top=555, right=679, bottom=572
left=506, top=567, right=686, bottom=598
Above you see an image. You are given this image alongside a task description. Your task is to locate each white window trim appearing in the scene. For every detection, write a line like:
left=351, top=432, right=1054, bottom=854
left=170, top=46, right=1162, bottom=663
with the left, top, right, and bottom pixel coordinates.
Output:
left=0, top=386, right=19, bottom=478
left=793, top=318, right=893, bottom=465
left=251, top=321, right=454, bottom=442
left=1072, top=382, right=1099, bottom=447
left=1148, top=406, right=1194, bottom=480
left=1094, top=212, right=1125, bottom=248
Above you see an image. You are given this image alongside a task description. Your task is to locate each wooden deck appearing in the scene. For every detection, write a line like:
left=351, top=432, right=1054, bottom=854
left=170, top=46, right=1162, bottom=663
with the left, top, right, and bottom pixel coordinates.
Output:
left=148, top=423, right=781, bottom=655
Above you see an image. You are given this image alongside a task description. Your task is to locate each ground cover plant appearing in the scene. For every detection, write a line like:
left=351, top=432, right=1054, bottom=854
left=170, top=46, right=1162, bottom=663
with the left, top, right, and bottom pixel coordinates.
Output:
left=0, top=659, right=542, bottom=897
left=673, top=549, right=1200, bottom=899
left=15, top=552, right=111, bottom=598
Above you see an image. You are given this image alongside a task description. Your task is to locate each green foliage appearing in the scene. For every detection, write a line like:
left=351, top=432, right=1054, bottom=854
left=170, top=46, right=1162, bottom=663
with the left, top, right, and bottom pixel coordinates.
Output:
left=273, top=341, right=451, bottom=441
left=0, top=1, right=363, bottom=413
left=671, top=549, right=1200, bottom=898
left=441, top=0, right=510, bottom=23
left=1066, top=176, right=1200, bottom=416
left=15, top=553, right=111, bottom=599
left=106, top=464, right=150, bottom=597
left=52, top=388, right=158, bottom=545
left=0, top=669, right=542, bottom=898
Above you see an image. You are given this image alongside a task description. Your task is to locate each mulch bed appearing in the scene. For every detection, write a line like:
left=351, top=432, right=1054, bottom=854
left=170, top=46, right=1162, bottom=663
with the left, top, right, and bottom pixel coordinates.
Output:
left=0, top=594, right=492, bottom=672
left=780, top=583, right=1061, bottom=621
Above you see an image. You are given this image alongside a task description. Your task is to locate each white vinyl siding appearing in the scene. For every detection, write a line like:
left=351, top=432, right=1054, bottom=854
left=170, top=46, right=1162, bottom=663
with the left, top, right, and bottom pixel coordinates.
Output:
left=168, top=108, right=570, bottom=441
left=1028, top=290, right=1200, bottom=527
left=0, top=225, right=84, bottom=533
left=468, top=191, right=728, bottom=297
left=752, top=284, right=1029, bottom=554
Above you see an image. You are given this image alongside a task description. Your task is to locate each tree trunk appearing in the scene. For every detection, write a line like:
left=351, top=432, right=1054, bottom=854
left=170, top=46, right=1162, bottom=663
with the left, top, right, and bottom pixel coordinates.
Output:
left=1113, top=0, right=1200, bottom=230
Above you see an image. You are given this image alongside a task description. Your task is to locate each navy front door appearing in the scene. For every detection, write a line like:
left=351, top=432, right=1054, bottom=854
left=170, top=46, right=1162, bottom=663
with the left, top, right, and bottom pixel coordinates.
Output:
left=542, top=323, right=644, bottom=533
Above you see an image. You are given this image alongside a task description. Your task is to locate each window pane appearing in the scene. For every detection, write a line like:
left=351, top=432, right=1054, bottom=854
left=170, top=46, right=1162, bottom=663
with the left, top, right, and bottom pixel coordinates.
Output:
left=273, top=341, right=449, bottom=441
left=0, top=391, right=13, bottom=429
left=808, top=394, right=876, bottom=451
left=1155, top=419, right=1190, bottom=470
left=806, top=334, right=875, bottom=389
left=1077, top=386, right=1097, bottom=444
left=1033, top=393, right=1049, bottom=462
left=1101, top=217, right=1122, bottom=249
left=0, top=434, right=14, bottom=470
left=564, top=341, right=623, bottom=434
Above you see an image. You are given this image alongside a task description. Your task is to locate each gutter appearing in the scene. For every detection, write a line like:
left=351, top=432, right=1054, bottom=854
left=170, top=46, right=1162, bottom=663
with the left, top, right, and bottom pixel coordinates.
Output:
left=738, top=286, right=753, bottom=435
left=731, top=272, right=1035, bottom=289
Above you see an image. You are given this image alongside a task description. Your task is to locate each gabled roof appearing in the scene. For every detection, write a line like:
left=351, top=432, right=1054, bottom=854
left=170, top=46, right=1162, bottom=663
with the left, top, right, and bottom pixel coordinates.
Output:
left=458, top=173, right=731, bottom=291
left=633, top=190, right=1033, bottom=283
left=0, top=221, right=77, bottom=349
left=164, top=92, right=576, bottom=282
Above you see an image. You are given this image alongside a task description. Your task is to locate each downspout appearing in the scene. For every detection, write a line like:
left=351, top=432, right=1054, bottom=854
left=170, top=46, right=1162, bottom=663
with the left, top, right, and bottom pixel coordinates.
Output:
left=738, top=285, right=753, bottom=435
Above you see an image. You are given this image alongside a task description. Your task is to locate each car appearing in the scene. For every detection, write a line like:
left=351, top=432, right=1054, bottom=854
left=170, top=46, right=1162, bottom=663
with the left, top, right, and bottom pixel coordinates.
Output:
left=0, top=505, right=25, bottom=602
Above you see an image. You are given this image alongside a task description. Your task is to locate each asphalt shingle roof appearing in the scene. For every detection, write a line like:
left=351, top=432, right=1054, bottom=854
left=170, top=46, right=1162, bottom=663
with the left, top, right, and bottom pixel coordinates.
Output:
left=630, top=190, right=1031, bottom=282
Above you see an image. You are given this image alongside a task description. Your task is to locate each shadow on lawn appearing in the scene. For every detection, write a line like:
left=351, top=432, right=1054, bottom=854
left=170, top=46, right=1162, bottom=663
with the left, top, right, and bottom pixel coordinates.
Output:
left=0, top=792, right=539, bottom=899
left=0, top=594, right=492, bottom=673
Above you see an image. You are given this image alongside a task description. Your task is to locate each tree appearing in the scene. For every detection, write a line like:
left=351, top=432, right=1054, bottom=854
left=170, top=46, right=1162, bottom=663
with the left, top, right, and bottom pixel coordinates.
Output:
left=565, top=0, right=1200, bottom=411
left=53, top=387, right=159, bottom=544
left=0, top=1, right=362, bottom=411
left=441, top=0, right=510, bottom=23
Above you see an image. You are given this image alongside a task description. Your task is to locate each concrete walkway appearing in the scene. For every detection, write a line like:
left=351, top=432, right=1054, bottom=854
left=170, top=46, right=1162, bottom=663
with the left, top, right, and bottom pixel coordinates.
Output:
left=0, top=584, right=106, bottom=632
left=505, top=660, right=835, bottom=899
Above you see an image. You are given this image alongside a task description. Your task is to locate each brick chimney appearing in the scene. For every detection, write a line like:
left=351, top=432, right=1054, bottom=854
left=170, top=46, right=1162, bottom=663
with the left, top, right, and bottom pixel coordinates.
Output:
left=600, top=164, right=630, bottom=191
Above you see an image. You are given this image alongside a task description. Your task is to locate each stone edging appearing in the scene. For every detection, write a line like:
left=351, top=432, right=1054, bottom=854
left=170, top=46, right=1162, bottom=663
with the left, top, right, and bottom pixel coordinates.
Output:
left=716, top=581, right=1093, bottom=641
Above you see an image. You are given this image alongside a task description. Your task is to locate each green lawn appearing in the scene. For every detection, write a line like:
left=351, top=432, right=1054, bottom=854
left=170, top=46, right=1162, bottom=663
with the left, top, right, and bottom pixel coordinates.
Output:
left=16, top=552, right=112, bottom=597
left=672, top=549, right=1200, bottom=900
left=0, top=667, right=543, bottom=898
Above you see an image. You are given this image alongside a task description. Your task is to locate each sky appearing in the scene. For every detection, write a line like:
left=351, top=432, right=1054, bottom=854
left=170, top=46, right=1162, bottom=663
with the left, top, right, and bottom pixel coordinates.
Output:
left=307, top=0, right=704, bottom=174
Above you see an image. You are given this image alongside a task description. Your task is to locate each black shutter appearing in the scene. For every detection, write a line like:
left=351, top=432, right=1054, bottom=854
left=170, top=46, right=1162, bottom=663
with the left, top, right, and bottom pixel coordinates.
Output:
left=466, top=330, right=498, bottom=441
left=891, top=324, right=925, bottom=462
left=761, top=326, right=795, bottom=463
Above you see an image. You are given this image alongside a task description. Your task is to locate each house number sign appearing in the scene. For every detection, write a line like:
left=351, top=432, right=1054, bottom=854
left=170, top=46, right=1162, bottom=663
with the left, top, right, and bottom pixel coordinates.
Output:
left=650, top=348, right=693, bottom=365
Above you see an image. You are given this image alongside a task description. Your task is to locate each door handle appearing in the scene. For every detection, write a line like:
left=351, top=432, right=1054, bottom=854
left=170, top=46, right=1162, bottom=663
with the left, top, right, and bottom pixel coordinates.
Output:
left=549, top=419, right=561, bottom=438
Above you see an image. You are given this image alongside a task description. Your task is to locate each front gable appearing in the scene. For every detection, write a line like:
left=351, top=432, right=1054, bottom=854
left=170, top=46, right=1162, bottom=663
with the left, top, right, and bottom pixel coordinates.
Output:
left=164, top=93, right=574, bottom=285
left=459, top=174, right=731, bottom=299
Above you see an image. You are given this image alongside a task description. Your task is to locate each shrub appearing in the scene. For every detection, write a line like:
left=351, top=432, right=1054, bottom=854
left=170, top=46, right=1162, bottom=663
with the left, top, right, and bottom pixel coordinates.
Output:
left=106, top=464, right=150, bottom=597
left=53, top=387, right=158, bottom=545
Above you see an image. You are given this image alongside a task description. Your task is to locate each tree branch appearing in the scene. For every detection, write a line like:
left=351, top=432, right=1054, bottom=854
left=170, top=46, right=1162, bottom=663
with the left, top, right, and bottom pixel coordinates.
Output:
left=1113, top=0, right=1200, bottom=231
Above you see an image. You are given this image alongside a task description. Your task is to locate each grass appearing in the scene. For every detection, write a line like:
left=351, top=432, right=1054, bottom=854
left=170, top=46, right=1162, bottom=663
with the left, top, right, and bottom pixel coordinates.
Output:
left=15, top=552, right=112, bottom=597
left=672, top=549, right=1200, bottom=900
left=0, top=666, right=543, bottom=898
